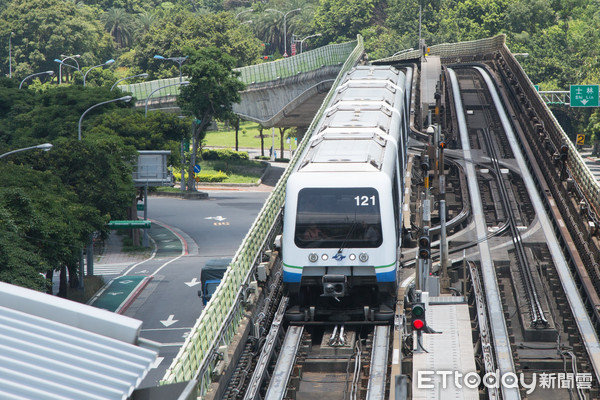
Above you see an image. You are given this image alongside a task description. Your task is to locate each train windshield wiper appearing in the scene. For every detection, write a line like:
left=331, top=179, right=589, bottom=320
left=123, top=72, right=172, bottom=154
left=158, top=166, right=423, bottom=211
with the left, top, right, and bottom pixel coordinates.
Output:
left=337, top=219, right=358, bottom=254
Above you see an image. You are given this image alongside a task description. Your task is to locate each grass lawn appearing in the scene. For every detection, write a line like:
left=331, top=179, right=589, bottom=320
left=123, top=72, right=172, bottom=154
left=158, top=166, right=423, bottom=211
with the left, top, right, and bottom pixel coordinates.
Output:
left=204, top=121, right=298, bottom=151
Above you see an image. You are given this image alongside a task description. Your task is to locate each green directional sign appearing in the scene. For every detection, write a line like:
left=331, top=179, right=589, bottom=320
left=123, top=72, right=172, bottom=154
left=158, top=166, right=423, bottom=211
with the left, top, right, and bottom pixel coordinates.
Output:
left=570, top=85, right=599, bottom=107
left=107, top=220, right=151, bottom=229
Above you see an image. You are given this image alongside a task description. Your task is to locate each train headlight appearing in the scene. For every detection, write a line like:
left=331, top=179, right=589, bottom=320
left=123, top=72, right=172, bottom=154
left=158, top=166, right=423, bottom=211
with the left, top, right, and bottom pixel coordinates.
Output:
left=308, top=253, right=318, bottom=263
left=321, top=254, right=329, bottom=261
left=349, top=254, right=356, bottom=261
left=359, top=252, right=369, bottom=262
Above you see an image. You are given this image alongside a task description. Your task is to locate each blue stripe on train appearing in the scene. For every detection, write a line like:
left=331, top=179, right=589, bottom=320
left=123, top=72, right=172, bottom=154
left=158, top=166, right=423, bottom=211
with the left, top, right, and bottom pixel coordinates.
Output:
left=376, top=270, right=396, bottom=282
left=283, top=270, right=302, bottom=283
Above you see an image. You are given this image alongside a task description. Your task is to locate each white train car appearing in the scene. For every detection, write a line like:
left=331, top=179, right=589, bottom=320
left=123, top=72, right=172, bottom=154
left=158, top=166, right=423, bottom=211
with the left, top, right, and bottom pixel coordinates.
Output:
left=282, top=65, right=409, bottom=321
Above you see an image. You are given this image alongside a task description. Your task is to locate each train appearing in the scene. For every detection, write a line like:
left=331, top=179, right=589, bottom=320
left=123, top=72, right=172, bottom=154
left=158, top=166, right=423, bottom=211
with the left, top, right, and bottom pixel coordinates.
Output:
left=282, top=65, right=411, bottom=321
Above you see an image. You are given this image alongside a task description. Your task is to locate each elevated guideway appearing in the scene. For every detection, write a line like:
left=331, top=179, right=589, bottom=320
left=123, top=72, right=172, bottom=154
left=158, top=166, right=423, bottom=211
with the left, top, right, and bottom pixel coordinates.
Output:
left=157, top=35, right=600, bottom=399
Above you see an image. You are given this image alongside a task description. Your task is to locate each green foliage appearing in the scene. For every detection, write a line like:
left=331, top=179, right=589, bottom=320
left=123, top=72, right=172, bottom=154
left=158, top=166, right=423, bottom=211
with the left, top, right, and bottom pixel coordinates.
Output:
left=312, top=0, right=376, bottom=43
left=201, top=148, right=249, bottom=161
left=196, top=170, right=228, bottom=182
left=133, top=10, right=262, bottom=78
left=0, top=0, right=114, bottom=78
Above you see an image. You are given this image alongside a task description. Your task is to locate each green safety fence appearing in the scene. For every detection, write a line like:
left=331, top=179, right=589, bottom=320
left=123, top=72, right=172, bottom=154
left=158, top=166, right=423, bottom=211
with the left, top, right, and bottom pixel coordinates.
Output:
left=117, top=40, right=357, bottom=102
left=236, top=40, right=358, bottom=85
left=160, top=35, right=365, bottom=395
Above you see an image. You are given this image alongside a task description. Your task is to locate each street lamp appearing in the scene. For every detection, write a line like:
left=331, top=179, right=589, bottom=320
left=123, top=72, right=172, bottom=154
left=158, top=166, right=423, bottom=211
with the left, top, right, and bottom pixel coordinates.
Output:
left=111, top=73, right=149, bottom=91
left=78, top=96, right=132, bottom=140
left=266, top=8, right=301, bottom=57
left=0, top=143, right=53, bottom=159
left=54, top=54, right=80, bottom=84
left=295, top=33, right=322, bottom=54
left=19, top=70, right=54, bottom=89
left=83, top=59, right=115, bottom=87
left=235, top=8, right=253, bottom=19
left=145, top=81, right=189, bottom=117
left=8, top=31, right=14, bottom=79
left=153, top=54, right=188, bottom=82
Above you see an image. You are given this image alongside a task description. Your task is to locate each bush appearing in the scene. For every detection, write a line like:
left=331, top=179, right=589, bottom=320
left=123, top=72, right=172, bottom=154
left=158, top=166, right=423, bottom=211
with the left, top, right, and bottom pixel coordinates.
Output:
left=202, top=148, right=249, bottom=161
left=196, top=171, right=228, bottom=182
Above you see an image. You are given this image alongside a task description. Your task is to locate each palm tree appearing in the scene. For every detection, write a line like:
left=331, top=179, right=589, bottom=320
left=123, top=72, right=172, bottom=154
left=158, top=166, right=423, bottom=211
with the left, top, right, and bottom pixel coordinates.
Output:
left=135, top=10, right=156, bottom=37
left=101, top=7, right=135, bottom=48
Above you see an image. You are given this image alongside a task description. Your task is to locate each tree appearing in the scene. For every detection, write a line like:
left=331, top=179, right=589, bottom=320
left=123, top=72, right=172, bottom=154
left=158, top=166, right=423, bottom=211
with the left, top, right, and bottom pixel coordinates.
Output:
left=133, top=10, right=262, bottom=78
left=101, top=7, right=136, bottom=48
left=0, top=0, right=114, bottom=78
left=312, top=0, right=376, bottom=43
left=178, top=46, right=245, bottom=191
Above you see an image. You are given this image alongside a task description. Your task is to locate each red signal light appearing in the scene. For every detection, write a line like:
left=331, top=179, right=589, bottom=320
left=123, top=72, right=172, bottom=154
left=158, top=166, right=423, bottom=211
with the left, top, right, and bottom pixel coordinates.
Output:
left=413, top=319, right=425, bottom=330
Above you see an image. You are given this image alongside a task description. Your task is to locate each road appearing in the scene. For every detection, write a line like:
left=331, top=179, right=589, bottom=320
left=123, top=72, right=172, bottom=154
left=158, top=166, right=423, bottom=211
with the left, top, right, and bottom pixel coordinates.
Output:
left=124, top=192, right=270, bottom=387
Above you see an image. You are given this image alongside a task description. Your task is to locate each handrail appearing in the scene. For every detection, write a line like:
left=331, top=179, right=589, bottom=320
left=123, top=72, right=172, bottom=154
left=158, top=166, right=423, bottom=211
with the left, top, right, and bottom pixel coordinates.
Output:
left=117, top=40, right=358, bottom=101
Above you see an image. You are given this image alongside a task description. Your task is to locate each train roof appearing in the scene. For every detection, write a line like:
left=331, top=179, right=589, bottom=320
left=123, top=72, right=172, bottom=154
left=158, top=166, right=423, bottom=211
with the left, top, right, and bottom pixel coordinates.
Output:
left=297, top=65, right=406, bottom=174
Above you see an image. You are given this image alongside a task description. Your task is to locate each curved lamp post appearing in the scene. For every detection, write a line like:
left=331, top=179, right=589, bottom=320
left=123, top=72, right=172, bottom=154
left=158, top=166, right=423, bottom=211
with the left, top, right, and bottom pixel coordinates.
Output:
left=235, top=8, right=253, bottom=19
left=296, top=33, right=322, bottom=54
left=78, top=96, right=132, bottom=140
left=0, top=143, right=53, bottom=159
left=9, top=32, right=14, bottom=79
left=266, top=7, right=301, bottom=57
left=111, top=73, right=149, bottom=91
left=54, top=54, right=80, bottom=84
left=83, top=59, right=115, bottom=87
left=19, top=70, right=54, bottom=89
left=153, top=54, right=188, bottom=82
left=145, top=81, right=189, bottom=117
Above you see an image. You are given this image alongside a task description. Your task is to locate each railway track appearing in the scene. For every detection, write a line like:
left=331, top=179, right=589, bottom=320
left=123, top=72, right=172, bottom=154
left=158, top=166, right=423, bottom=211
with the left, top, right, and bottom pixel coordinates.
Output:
left=210, top=58, right=600, bottom=400
left=446, top=65, right=599, bottom=398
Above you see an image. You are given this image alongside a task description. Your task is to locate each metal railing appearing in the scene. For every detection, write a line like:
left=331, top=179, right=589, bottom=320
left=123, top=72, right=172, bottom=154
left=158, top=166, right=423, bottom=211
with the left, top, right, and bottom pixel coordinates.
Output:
left=236, top=40, right=357, bottom=85
left=117, top=40, right=357, bottom=103
left=160, top=35, right=365, bottom=395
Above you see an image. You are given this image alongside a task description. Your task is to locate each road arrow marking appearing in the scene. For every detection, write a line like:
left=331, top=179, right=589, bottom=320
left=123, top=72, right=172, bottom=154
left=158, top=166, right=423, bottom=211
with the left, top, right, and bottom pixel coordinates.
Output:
left=151, top=357, right=164, bottom=369
left=107, top=292, right=124, bottom=296
left=205, top=216, right=227, bottom=222
left=185, top=278, right=201, bottom=287
left=160, top=315, right=178, bottom=327
left=119, top=280, right=134, bottom=285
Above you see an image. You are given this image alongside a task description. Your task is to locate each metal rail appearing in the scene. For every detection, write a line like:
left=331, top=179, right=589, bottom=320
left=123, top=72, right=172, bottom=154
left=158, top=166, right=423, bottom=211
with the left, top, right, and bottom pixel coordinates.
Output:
left=365, top=325, right=391, bottom=400
left=263, top=325, right=304, bottom=399
left=243, top=297, right=289, bottom=400
left=448, top=67, right=521, bottom=400
left=474, top=68, right=548, bottom=327
left=468, top=261, right=500, bottom=400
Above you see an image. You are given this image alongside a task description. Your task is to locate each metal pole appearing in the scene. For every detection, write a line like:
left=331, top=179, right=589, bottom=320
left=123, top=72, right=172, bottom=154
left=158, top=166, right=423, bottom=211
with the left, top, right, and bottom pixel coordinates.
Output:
left=283, top=14, right=287, bottom=56
left=79, top=96, right=132, bottom=140
left=86, top=233, right=94, bottom=276
left=111, top=73, right=149, bottom=91
left=440, top=200, right=449, bottom=292
left=9, top=32, right=13, bottom=79
left=143, top=183, right=148, bottom=247
left=79, top=249, right=84, bottom=290
left=271, top=127, right=275, bottom=161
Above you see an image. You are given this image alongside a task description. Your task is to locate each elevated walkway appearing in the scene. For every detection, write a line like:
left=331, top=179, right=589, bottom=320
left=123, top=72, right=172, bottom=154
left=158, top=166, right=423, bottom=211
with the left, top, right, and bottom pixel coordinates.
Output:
left=119, top=40, right=360, bottom=128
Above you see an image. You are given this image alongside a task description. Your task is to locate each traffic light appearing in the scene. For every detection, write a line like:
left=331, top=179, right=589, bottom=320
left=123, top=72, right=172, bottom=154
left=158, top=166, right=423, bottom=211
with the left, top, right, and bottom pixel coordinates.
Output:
left=439, top=140, right=446, bottom=149
left=418, top=235, right=430, bottom=259
left=411, top=302, right=426, bottom=331
left=559, top=143, right=568, bottom=161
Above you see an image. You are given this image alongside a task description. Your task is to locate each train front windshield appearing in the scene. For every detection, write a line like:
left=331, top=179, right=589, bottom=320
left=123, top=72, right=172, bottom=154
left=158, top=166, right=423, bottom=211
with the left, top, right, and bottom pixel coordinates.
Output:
left=294, top=188, right=383, bottom=249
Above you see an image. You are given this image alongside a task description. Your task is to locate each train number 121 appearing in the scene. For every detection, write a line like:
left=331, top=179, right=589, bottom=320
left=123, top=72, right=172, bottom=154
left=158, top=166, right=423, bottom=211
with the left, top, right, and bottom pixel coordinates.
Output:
left=354, top=195, right=376, bottom=206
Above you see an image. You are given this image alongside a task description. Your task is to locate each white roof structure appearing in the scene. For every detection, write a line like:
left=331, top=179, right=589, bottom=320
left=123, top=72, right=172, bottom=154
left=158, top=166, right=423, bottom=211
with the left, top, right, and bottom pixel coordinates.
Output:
left=0, top=282, right=157, bottom=400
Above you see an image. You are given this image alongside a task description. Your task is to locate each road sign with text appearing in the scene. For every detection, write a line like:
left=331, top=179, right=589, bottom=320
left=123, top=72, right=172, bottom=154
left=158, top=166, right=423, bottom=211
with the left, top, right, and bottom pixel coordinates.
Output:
left=570, top=85, right=599, bottom=107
